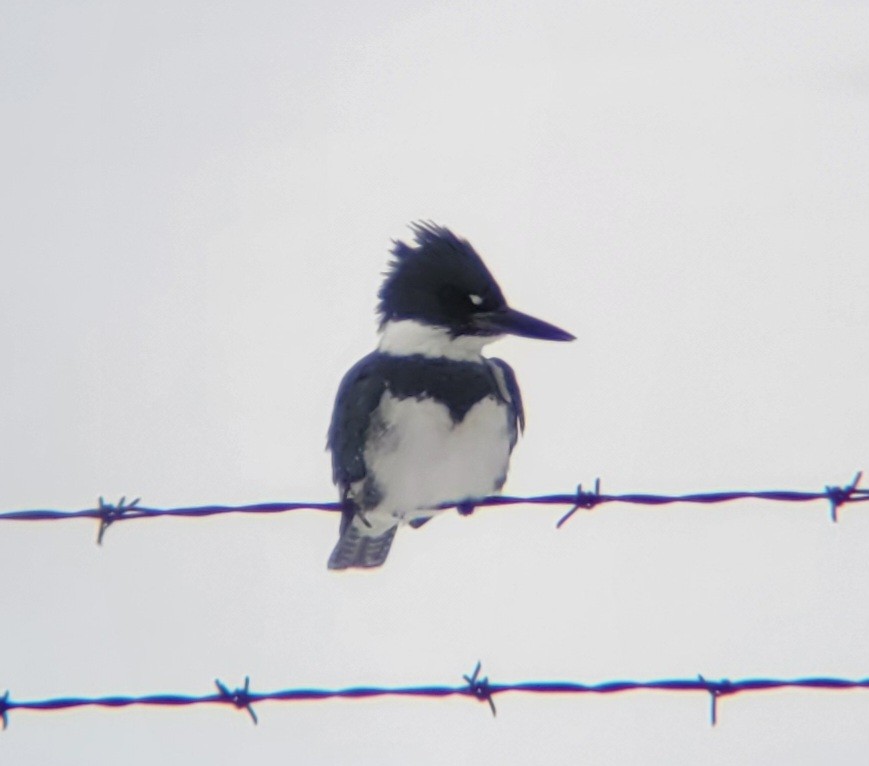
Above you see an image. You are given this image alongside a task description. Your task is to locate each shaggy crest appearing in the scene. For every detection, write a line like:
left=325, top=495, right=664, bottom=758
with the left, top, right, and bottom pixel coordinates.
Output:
left=377, top=222, right=506, bottom=329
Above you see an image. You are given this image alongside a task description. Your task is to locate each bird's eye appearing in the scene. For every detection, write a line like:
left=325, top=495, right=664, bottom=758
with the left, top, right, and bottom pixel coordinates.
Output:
left=468, top=294, right=484, bottom=307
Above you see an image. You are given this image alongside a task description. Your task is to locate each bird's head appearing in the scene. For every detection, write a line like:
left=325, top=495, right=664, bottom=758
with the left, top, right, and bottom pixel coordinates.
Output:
left=377, top=222, right=575, bottom=347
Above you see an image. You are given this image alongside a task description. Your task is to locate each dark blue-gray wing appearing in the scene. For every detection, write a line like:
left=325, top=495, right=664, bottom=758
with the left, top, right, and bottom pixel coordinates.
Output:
left=326, top=353, right=388, bottom=493
left=487, top=357, right=525, bottom=444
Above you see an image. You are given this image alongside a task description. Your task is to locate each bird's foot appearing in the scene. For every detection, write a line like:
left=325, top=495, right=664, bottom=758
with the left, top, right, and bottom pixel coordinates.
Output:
left=457, top=502, right=475, bottom=517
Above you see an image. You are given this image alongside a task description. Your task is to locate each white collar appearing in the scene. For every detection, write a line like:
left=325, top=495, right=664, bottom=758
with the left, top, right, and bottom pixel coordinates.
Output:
left=378, top=319, right=501, bottom=362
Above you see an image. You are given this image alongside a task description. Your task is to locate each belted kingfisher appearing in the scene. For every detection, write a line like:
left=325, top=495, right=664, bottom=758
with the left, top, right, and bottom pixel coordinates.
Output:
left=327, top=222, right=574, bottom=570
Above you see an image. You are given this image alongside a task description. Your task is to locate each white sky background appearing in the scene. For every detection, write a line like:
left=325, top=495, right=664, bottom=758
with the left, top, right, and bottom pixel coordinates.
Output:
left=1, top=1, right=868, bottom=763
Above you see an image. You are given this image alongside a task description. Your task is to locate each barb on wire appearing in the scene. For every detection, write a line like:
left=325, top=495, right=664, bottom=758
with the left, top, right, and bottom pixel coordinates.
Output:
left=2, top=668, right=869, bottom=729
left=698, top=674, right=736, bottom=725
left=464, top=661, right=497, bottom=716
left=556, top=478, right=603, bottom=528
left=825, top=471, right=863, bottom=523
left=0, top=690, right=9, bottom=730
left=97, top=496, right=141, bottom=545
left=215, top=677, right=258, bottom=724
left=1, top=473, right=866, bottom=540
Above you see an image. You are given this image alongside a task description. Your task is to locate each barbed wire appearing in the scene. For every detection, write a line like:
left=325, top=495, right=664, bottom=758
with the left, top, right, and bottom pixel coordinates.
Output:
left=0, top=473, right=865, bottom=544
left=3, top=482, right=868, bottom=732
left=3, top=664, right=868, bottom=729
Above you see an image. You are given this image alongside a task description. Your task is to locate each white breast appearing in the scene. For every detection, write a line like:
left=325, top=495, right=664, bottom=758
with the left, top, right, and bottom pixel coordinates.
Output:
left=365, top=392, right=513, bottom=523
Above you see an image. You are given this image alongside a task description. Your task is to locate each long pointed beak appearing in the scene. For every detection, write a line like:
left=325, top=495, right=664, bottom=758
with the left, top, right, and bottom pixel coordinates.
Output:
left=473, top=307, right=575, bottom=342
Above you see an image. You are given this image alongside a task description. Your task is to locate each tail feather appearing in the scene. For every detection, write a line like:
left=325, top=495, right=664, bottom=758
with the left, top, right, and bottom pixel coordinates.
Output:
left=328, top=515, right=398, bottom=570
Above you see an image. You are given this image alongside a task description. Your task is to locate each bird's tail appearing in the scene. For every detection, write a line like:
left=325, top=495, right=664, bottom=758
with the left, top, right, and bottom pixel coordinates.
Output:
left=328, top=514, right=398, bottom=570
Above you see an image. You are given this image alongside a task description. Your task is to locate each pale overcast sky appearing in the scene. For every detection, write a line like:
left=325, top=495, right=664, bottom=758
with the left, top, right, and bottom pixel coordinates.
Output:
left=1, top=2, right=868, bottom=764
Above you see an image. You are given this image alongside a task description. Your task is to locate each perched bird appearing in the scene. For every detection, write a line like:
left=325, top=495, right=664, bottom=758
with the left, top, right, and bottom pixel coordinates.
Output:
left=327, top=222, right=574, bottom=570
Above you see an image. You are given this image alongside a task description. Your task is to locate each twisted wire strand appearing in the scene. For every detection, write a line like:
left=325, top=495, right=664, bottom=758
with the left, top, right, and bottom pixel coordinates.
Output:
left=0, top=473, right=864, bottom=543
left=3, top=667, right=869, bottom=729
